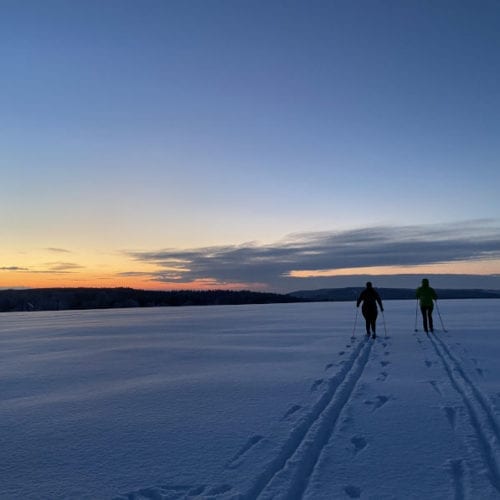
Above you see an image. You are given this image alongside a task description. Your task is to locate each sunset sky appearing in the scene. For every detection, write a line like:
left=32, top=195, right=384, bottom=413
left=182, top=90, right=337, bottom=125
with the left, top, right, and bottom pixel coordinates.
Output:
left=2, top=0, right=500, bottom=292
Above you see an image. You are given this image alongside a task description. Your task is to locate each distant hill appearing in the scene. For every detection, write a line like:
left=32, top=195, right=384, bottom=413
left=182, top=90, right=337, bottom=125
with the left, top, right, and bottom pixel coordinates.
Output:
left=0, top=287, right=305, bottom=313
left=288, top=287, right=500, bottom=302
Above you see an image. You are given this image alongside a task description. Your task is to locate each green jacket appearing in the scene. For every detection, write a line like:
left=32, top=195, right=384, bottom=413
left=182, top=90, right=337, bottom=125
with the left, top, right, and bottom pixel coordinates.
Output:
left=416, top=279, right=437, bottom=307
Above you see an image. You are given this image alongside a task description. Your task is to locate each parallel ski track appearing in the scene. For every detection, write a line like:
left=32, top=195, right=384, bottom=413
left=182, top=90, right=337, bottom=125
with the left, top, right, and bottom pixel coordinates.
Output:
left=429, top=334, right=500, bottom=493
left=244, top=337, right=373, bottom=500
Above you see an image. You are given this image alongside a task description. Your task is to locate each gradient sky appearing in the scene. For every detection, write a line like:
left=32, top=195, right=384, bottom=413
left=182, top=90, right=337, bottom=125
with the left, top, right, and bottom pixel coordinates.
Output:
left=2, top=0, right=500, bottom=292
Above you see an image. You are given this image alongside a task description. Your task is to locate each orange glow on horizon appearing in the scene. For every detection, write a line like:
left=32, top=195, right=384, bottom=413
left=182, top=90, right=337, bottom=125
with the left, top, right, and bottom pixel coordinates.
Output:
left=0, top=269, right=267, bottom=292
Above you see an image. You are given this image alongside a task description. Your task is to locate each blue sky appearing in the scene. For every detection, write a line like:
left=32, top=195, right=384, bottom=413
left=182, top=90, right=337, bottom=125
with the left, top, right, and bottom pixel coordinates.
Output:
left=1, top=0, right=500, bottom=291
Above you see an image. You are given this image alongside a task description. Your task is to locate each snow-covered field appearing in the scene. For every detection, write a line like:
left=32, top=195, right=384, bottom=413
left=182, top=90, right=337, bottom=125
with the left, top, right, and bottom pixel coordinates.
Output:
left=1, top=300, right=500, bottom=499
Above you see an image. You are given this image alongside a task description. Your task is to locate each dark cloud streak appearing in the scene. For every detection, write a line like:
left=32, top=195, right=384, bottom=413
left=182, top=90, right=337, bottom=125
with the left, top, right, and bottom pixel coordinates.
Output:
left=126, top=221, right=500, bottom=290
left=45, top=248, right=72, bottom=254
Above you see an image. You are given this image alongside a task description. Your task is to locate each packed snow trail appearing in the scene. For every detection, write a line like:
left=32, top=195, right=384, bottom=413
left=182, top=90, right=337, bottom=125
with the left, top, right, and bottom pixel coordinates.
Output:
left=428, top=333, right=500, bottom=495
left=246, top=337, right=372, bottom=499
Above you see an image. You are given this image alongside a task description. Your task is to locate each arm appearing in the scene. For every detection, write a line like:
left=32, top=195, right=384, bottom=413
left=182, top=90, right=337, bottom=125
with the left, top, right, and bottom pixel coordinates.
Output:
left=356, top=290, right=364, bottom=307
left=377, top=298, right=384, bottom=311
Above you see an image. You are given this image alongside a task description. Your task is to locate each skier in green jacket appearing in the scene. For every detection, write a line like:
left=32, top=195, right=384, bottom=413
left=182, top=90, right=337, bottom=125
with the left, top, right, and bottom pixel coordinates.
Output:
left=416, top=278, right=438, bottom=333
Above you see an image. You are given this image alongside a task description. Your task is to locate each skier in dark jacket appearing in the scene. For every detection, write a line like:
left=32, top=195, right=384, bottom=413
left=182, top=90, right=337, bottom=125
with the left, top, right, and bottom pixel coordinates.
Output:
left=356, top=282, right=384, bottom=339
left=416, top=278, right=438, bottom=333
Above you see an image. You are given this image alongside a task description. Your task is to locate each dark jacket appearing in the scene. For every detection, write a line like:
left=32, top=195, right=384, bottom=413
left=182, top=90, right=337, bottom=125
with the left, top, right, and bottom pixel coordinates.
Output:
left=357, top=286, right=383, bottom=315
left=416, top=279, right=437, bottom=307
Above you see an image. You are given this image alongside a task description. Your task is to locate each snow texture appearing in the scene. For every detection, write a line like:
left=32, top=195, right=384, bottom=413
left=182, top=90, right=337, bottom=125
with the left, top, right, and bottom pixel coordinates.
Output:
left=1, top=300, right=500, bottom=499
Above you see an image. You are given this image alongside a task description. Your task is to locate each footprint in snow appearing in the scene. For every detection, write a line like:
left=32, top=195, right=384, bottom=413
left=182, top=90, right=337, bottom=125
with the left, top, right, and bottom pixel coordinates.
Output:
left=226, top=435, right=264, bottom=469
left=380, top=360, right=390, bottom=367
left=282, top=404, right=302, bottom=420
left=443, top=406, right=457, bottom=429
left=311, top=379, right=324, bottom=391
left=344, top=484, right=362, bottom=498
left=114, top=483, right=238, bottom=499
left=364, top=395, right=391, bottom=411
left=428, top=380, right=442, bottom=395
left=205, top=484, right=233, bottom=495
left=185, top=485, right=206, bottom=495
left=447, top=459, right=465, bottom=499
left=425, top=360, right=433, bottom=368
left=377, top=371, right=388, bottom=382
left=351, top=435, right=368, bottom=454
left=325, top=363, right=334, bottom=371
left=374, top=395, right=390, bottom=409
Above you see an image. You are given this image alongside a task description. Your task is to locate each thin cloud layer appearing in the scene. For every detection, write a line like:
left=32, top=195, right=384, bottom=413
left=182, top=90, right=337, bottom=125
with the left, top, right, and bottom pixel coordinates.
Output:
left=45, top=248, right=72, bottom=254
left=126, top=221, right=500, bottom=289
left=44, top=262, right=85, bottom=273
left=3, top=263, right=87, bottom=275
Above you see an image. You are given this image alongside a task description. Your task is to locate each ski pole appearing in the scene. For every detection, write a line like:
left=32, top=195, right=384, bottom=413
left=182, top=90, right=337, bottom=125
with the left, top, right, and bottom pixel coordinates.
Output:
left=382, top=310, right=387, bottom=338
left=435, top=301, right=448, bottom=332
left=352, top=307, right=359, bottom=337
left=414, top=300, right=419, bottom=332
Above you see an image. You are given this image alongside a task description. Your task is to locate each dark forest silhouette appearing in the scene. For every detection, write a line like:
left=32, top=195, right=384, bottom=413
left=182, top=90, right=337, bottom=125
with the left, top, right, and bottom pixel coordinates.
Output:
left=0, top=287, right=303, bottom=312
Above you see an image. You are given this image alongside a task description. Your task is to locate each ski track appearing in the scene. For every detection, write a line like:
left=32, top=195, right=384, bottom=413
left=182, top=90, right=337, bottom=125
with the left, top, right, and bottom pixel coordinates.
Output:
left=115, top=337, right=374, bottom=500
left=428, top=333, right=500, bottom=495
left=244, top=337, right=373, bottom=500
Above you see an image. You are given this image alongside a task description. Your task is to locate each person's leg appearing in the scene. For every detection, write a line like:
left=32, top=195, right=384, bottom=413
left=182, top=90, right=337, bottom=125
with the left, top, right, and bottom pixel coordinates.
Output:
left=421, top=306, right=429, bottom=332
left=363, top=313, right=370, bottom=335
left=428, top=306, right=434, bottom=332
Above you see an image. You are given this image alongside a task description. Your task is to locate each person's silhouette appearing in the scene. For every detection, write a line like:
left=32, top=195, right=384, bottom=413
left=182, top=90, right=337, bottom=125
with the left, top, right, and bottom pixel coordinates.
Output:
left=356, top=282, right=384, bottom=339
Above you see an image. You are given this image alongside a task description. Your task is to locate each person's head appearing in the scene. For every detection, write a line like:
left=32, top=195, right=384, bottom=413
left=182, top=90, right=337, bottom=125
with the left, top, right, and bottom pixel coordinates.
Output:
left=366, top=281, right=373, bottom=288
left=422, top=278, right=429, bottom=287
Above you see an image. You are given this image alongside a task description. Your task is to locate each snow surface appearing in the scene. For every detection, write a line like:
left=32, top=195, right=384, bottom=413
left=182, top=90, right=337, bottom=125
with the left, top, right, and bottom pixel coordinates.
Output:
left=1, top=300, right=500, bottom=499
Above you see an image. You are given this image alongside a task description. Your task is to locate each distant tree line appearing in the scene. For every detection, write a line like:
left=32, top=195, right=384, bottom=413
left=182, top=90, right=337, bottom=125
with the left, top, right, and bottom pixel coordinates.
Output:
left=0, top=287, right=304, bottom=313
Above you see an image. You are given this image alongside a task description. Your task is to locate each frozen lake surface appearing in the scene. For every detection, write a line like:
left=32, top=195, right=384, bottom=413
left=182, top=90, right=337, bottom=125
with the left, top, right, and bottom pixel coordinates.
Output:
left=1, top=300, right=500, bottom=499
